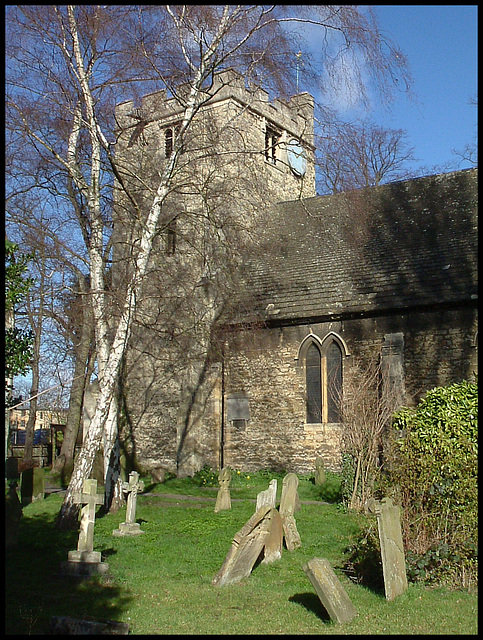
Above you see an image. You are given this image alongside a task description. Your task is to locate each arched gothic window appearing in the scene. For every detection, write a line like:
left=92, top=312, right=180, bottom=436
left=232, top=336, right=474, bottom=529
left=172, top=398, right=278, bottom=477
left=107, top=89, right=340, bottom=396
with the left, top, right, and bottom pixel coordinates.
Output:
left=304, top=336, right=344, bottom=424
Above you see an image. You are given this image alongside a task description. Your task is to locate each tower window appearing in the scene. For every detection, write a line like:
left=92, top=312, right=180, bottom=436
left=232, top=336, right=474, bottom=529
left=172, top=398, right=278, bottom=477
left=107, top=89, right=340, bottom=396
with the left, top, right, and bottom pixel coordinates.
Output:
left=265, top=125, right=281, bottom=165
left=165, top=218, right=177, bottom=255
left=165, top=123, right=181, bottom=159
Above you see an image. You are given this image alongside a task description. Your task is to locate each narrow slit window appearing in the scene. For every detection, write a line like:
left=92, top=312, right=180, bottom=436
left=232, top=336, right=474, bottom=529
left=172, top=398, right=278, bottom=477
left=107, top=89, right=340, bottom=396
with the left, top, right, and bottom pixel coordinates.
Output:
left=166, top=218, right=177, bottom=255
left=265, top=126, right=280, bottom=165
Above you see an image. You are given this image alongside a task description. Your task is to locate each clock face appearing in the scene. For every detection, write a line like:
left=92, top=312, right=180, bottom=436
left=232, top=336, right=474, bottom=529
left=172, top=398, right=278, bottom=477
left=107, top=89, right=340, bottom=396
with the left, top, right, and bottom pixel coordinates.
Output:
left=287, top=138, right=307, bottom=176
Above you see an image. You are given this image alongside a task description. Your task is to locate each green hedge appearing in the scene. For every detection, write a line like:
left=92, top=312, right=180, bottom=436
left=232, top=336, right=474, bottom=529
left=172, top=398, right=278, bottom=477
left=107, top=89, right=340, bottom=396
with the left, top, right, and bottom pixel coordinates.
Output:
left=387, top=379, right=477, bottom=587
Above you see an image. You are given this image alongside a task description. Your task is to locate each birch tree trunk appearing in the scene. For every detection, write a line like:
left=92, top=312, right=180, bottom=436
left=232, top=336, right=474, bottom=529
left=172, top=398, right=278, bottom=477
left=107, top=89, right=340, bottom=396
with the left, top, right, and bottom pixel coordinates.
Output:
left=56, top=5, right=227, bottom=527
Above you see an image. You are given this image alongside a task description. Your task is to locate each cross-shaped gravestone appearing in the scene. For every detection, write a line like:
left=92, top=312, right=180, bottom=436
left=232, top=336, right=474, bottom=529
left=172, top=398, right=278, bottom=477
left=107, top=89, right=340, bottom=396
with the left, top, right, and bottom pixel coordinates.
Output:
left=214, top=467, right=231, bottom=513
left=62, top=478, right=108, bottom=574
left=113, top=471, right=145, bottom=536
left=73, top=478, right=104, bottom=554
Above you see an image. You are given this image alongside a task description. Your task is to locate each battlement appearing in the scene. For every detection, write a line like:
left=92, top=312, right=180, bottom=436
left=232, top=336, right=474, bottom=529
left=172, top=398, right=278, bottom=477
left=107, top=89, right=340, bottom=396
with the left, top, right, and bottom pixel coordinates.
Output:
left=115, top=68, right=314, bottom=144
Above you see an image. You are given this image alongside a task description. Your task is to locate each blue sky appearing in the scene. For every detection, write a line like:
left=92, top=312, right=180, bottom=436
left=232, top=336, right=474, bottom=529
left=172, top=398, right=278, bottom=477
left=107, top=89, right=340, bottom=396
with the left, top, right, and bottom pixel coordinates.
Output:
left=315, top=5, right=478, bottom=175
left=373, top=5, right=478, bottom=173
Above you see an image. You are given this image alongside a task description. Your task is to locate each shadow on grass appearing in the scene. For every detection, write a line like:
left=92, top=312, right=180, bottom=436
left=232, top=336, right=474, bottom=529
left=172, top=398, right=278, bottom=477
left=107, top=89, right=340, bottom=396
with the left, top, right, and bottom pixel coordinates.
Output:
left=289, top=592, right=332, bottom=623
left=5, top=510, right=132, bottom=635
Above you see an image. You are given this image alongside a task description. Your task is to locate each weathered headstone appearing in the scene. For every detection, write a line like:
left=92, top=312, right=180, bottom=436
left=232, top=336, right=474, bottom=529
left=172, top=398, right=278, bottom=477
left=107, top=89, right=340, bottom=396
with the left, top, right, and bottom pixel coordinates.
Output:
left=279, top=473, right=301, bottom=551
left=261, top=507, right=283, bottom=564
left=303, top=557, right=358, bottom=625
left=60, top=479, right=108, bottom=576
left=151, top=467, right=166, bottom=484
left=5, top=481, right=22, bottom=549
left=49, top=616, right=129, bottom=635
left=214, top=467, right=231, bottom=513
left=20, top=466, right=45, bottom=505
left=113, top=471, right=145, bottom=536
left=370, top=497, right=408, bottom=601
left=6, top=456, right=19, bottom=482
left=213, top=505, right=280, bottom=586
left=314, top=457, right=326, bottom=486
left=256, top=479, right=277, bottom=511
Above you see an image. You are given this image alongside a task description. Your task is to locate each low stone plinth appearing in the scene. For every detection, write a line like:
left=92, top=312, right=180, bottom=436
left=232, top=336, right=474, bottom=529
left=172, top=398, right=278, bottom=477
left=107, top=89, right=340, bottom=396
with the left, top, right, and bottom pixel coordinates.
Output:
left=60, top=559, right=110, bottom=577
left=113, top=521, right=145, bottom=536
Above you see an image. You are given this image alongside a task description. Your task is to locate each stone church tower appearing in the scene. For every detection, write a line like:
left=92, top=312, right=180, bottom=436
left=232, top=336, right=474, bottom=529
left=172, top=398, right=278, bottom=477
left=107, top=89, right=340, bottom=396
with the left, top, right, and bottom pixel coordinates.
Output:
left=111, top=69, right=317, bottom=476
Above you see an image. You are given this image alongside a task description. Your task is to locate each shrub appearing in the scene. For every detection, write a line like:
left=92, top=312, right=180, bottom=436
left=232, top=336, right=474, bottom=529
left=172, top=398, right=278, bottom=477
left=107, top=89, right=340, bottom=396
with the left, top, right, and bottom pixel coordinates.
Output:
left=386, top=379, right=477, bottom=589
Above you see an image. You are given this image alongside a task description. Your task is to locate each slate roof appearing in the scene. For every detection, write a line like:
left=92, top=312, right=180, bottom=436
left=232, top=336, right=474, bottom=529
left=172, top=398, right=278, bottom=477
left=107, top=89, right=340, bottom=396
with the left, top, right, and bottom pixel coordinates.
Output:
left=236, top=168, right=477, bottom=325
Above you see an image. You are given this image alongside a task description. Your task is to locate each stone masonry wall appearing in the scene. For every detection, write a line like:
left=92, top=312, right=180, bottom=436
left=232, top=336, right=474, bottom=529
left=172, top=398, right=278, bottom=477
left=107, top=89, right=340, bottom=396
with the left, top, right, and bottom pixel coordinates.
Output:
left=221, top=306, right=477, bottom=474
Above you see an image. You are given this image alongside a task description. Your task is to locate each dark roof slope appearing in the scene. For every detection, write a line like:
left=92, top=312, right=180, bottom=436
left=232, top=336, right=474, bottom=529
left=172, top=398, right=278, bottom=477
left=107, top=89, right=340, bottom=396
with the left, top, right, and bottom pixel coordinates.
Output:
left=238, top=168, right=477, bottom=325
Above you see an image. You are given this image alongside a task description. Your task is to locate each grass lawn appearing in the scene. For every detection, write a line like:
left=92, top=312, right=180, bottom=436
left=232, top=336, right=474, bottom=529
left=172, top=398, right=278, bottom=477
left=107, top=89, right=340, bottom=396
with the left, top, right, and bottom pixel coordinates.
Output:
left=5, top=470, right=478, bottom=635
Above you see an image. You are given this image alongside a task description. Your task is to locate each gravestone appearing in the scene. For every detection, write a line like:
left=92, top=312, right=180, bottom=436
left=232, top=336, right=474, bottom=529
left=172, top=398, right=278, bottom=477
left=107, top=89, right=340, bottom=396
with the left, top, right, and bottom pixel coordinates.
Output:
left=213, top=505, right=282, bottom=586
left=6, top=456, right=19, bottom=482
left=279, top=473, right=301, bottom=551
left=151, top=467, right=166, bottom=484
left=261, top=507, right=283, bottom=564
left=20, top=466, right=45, bottom=505
left=303, top=557, right=358, bottom=625
left=5, top=481, right=22, bottom=549
left=256, top=479, right=277, bottom=511
left=60, top=479, right=109, bottom=576
left=50, top=616, right=129, bottom=635
left=314, top=457, right=326, bottom=486
left=113, top=471, right=145, bottom=536
left=214, top=467, right=231, bottom=513
left=370, top=497, right=408, bottom=601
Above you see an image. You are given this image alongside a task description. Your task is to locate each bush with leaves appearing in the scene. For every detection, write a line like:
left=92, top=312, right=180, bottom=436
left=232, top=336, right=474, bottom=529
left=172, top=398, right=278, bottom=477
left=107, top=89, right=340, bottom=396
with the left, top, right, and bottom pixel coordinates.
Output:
left=5, top=239, right=34, bottom=384
left=385, top=379, right=477, bottom=589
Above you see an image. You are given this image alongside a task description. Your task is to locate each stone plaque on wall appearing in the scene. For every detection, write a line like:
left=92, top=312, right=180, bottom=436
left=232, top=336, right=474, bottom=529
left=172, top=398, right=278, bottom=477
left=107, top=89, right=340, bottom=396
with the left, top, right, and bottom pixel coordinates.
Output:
left=226, top=393, right=250, bottom=422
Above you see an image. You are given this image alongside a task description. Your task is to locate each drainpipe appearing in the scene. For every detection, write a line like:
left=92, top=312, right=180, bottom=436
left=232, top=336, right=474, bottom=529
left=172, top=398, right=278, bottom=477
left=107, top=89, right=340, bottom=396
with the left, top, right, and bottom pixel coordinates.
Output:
left=220, top=344, right=225, bottom=470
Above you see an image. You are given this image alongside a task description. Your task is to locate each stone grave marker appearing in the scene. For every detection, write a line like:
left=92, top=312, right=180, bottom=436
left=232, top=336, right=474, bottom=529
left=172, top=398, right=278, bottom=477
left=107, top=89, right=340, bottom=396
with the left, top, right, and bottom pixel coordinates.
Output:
left=214, top=467, right=231, bottom=513
left=151, top=467, right=166, bottom=484
left=303, top=557, right=358, bottom=625
left=256, top=479, right=277, bottom=511
left=50, top=615, right=129, bottom=635
left=60, top=479, right=108, bottom=577
left=315, top=457, right=326, bottom=485
left=261, top=507, right=283, bottom=564
left=20, top=466, right=45, bottom=505
left=213, top=505, right=284, bottom=586
left=113, top=471, right=145, bottom=536
left=369, top=497, right=408, bottom=601
left=5, top=481, right=22, bottom=549
left=279, top=473, right=301, bottom=551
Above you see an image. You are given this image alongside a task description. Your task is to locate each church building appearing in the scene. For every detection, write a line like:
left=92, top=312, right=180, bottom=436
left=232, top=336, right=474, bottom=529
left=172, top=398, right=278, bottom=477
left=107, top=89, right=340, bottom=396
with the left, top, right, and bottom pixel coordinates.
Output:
left=111, top=69, right=478, bottom=477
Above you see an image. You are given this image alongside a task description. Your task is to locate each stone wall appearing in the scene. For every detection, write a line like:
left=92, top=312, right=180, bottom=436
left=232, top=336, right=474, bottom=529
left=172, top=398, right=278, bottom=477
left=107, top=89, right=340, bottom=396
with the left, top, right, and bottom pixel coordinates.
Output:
left=221, top=306, right=477, bottom=474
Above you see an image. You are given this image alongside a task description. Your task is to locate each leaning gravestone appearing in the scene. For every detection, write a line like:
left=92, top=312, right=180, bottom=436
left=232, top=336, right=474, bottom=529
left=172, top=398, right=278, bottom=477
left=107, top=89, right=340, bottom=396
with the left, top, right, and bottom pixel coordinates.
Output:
left=256, top=479, right=277, bottom=511
left=113, top=471, right=145, bottom=536
left=279, top=473, right=301, bottom=551
left=60, top=478, right=109, bottom=577
left=212, top=505, right=283, bottom=586
left=50, top=616, right=129, bottom=635
left=303, top=557, right=358, bottom=625
left=214, top=467, right=231, bottom=513
left=369, top=497, right=408, bottom=601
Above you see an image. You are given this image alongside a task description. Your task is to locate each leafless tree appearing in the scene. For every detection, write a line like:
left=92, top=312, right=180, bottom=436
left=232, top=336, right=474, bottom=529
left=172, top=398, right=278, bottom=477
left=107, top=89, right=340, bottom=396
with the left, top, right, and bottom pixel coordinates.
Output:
left=317, top=119, right=417, bottom=194
left=6, top=5, right=411, bottom=527
left=340, top=358, right=401, bottom=512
